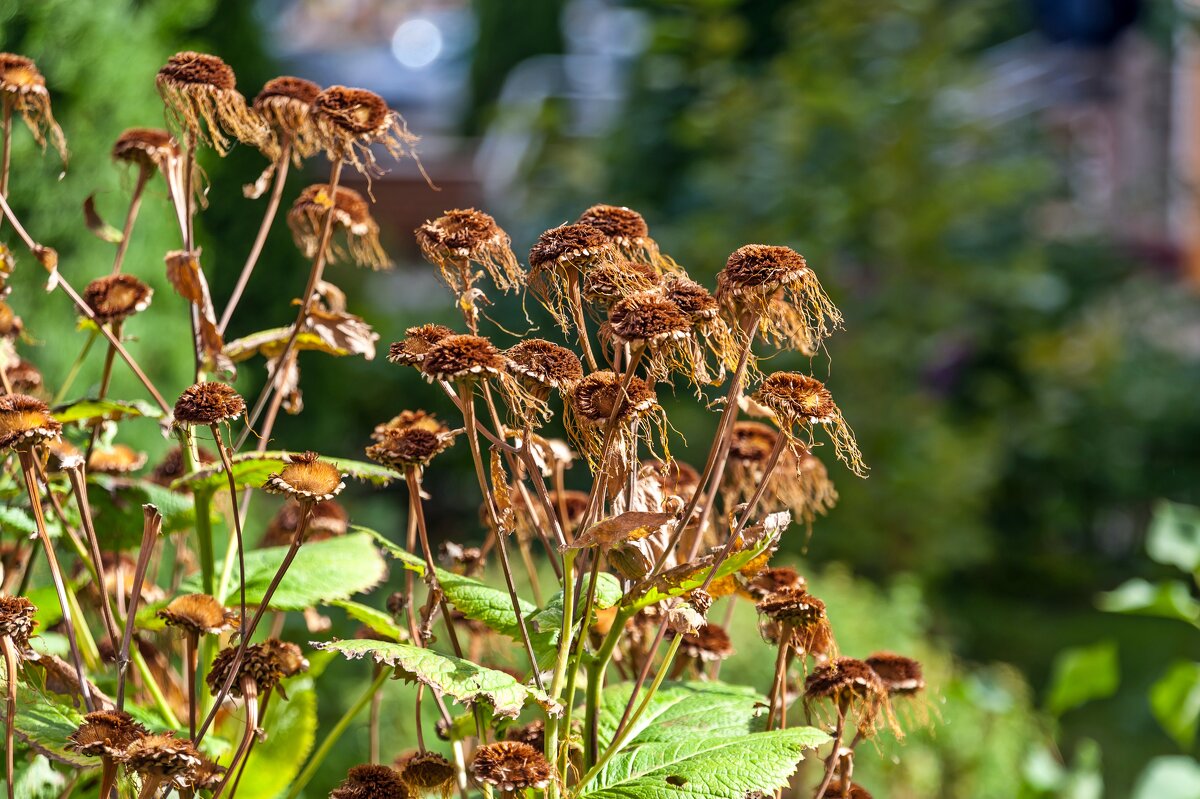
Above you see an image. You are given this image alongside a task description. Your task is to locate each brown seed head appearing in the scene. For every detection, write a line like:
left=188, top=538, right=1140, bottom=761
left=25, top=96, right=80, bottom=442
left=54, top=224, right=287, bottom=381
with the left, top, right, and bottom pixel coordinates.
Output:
left=157, top=593, right=235, bottom=636
left=0, top=393, right=60, bottom=450
left=528, top=223, right=609, bottom=270
left=865, top=652, right=925, bottom=696
left=331, top=764, right=410, bottom=799
left=718, top=244, right=808, bottom=295
left=184, top=756, right=226, bottom=791
left=754, top=373, right=837, bottom=423
left=504, top=339, right=583, bottom=390
left=745, top=566, right=805, bottom=600
left=674, top=623, right=735, bottom=662
left=150, top=445, right=217, bottom=487
left=157, top=52, right=236, bottom=91
left=371, top=409, right=444, bottom=442
left=662, top=274, right=719, bottom=321
left=119, top=733, right=202, bottom=780
left=399, top=751, right=456, bottom=797
left=825, top=781, right=874, bottom=799
left=417, top=208, right=506, bottom=261
left=261, top=639, right=309, bottom=677
left=314, top=86, right=390, bottom=136
left=255, top=76, right=321, bottom=108
left=804, top=657, right=886, bottom=707
left=68, top=710, right=148, bottom=758
left=83, top=274, right=154, bottom=324
left=608, top=292, right=691, bottom=344
left=504, top=719, right=547, bottom=751
left=387, top=324, right=455, bottom=366
left=367, top=426, right=455, bottom=470
left=289, top=184, right=387, bottom=269
left=581, top=261, right=662, bottom=305
left=0, top=54, right=44, bottom=93
left=729, top=421, right=779, bottom=464
left=292, top=183, right=372, bottom=229
left=471, top=741, right=553, bottom=792
left=756, top=586, right=826, bottom=625
left=264, top=451, right=346, bottom=501
left=5, top=360, right=42, bottom=394
left=262, top=499, right=349, bottom=547
left=419, top=334, right=505, bottom=382
left=570, top=370, right=658, bottom=424
left=112, top=128, right=178, bottom=169
left=0, top=595, right=37, bottom=648
left=87, top=444, right=148, bottom=475
left=207, top=639, right=303, bottom=698
left=173, top=382, right=246, bottom=426
left=577, top=204, right=649, bottom=245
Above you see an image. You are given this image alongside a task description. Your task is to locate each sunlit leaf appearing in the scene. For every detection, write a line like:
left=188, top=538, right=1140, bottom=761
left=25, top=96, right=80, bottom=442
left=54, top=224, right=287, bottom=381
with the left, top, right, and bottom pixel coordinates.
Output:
left=173, top=452, right=396, bottom=493
left=1045, top=641, right=1119, bottom=716
left=51, top=398, right=161, bottom=424
left=1096, top=579, right=1200, bottom=626
left=1150, top=661, right=1200, bottom=749
left=1147, top=501, right=1200, bottom=574
left=332, top=600, right=406, bottom=642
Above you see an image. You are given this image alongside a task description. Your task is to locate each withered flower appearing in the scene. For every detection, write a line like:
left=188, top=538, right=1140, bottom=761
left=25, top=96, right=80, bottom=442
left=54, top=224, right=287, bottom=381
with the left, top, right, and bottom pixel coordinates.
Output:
left=511, top=488, right=589, bottom=543
left=207, top=639, right=305, bottom=699
left=157, top=593, right=236, bottom=636
left=743, top=566, right=806, bottom=601
left=87, top=444, right=148, bottom=475
left=581, top=261, right=662, bottom=306
left=312, top=85, right=418, bottom=176
left=716, top=244, right=841, bottom=354
left=111, top=128, right=179, bottom=170
left=528, top=223, right=614, bottom=330
left=0, top=595, right=37, bottom=650
left=331, top=764, right=410, bottom=799
left=416, top=208, right=523, bottom=294
left=82, top=274, right=154, bottom=324
left=0, top=54, right=66, bottom=163
left=288, top=184, right=389, bottom=270
left=4, top=359, right=42, bottom=394
left=606, top=291, right=713, bottom=386
left=0, top=394, right=60, bottom=450
left=439, top=541, right=486, bottom=577
left=173, top=382, right=246, bottom=427
left=264, top=451, right=346, bottom=502
left=752, top=372, right=866, bottom=477
left=565, top=370, right=666, bottom=467
left=155, top=51, right=268, bottom=156
left=253, top=76, right=322, bottom=159
left=387, top=324, right=456, bottom=367
left=420, top=334, right=505, bottom=382
left=150, top=445, right=216, bottom=487
left=0, top=301, right=23, bottom=340
left=673, top=622, right=735, bottom=663
left=825, top=781, right=875, bottom=799
left=119, top=733, right=202, bottom=782
left=804, top=657, right=889, bottom=735
left=471, top=741, right=553, bottom=792
left=504, top=719, right=547, bottom=751
left=372, top=409, right=444, bottom=442
left=756, top=586, right=835, bottom=659
left=262, top=499, right=349, bottom=547
left=577, top=204, right=667, bottom=266
left=865, top=652, right=925, bottom=696
left=504, top=339, right=584, bottom=393
left=663, top=273, right=738, bottom=376
left=726, top=421, right=837, bottom=526
left=399, top=751, right=456, bottom=798
left=260, top=638, right=309, bottom=678
left=182, top=756, right=226, bottom=792
left=68, top=709, right=147, bottom=758
left=367, top=415, right=456, bottom=471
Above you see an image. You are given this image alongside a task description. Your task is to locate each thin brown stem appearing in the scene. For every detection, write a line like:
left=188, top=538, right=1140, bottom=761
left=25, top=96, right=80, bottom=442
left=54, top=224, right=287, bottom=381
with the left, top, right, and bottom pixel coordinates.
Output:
left=63, top=463, right=121, bottom=646
left=2, top=636, right=15, bottom=799
left=813, top=709, right=847, bottom=799
left=85, top=321, right=122, bottom=462
left=117, top=505, right=162, bottom=709
left=567, top=271, right=598, bottom=372
left=766, top=638, right=790, bottom=730
left=211, top=423, right=247, bottom=633
left=184, top=632, right=198, bottom=740
left=404, top=466, right=464, bottom=657
left=219, top=143, right=292, bottom=334
left=211, top=678, right=260, bottom=799
left=111, top=169, right=150, bottom=275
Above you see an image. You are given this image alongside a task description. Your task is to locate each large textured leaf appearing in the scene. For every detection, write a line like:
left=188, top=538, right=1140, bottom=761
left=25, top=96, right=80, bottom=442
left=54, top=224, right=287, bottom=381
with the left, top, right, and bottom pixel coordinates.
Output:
left=88, top=476, right=198, bottom=544
left=183, top=533, right=387, bottom=611
left=594, top=681, right=769, bottom=750
left=173, top=452, right=397, bottom=493
left=315, top=639, right=559, bottom=719
left=231, top=678, right=318, bottom=799
left=51, top=398, right=162, bottom=424
left=332, top=600, right=405, bottom=642
left=578, top=727, right=827, bottom=799
left=0, top=669, right=88, bottom=767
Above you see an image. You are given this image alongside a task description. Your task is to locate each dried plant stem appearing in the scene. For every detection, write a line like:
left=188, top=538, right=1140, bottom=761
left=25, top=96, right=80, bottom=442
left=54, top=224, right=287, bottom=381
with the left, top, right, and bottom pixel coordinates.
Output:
left=0, top=98, right=10, bottom=202
left=813, top=707, right=847, bottom=799
left=211, top=678, right=260, bottom=799
left=584, top=606, right=633, bottom=768
left=240, top=158, right=345, bottom=445
left=579, top=345, right=646, bottom=528
left=211, top=423, right=247, bottom=633
left=184, top=631, right=199, bottom=739
left=369, top=669, right=384, bottom=762
left=404, top=466, right=464, bottom=657
left=135, top=774, right=164, bottom=799
left=197, top=500, right=314, bottom=742
left=52, top=330, right=98, bottom=405
left=111, top=168, right=150, bottom=275
left=218, top=142, right=292, bottom=334
left=62, top=463, right=121, bottom=645
left=117, top=505, right=162, bottom=709
left=567, top=270, right=598, bottom=372
left=16, top=448, right=93, bottom=712
left=545, top=549, right=577, bottom=791
left=284, top=668, right=390, bottom=799
left=612, top=610, right=668, bottom=743
left=2, top=635, right=16, bottom=799
left=766, top=638, right=791, bottom=729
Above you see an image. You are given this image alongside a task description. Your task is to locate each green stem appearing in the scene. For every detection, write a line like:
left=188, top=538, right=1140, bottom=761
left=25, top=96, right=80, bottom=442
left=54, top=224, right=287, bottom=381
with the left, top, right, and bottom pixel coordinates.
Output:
left=51, top=330, right=98, bottom=405
left=285, top=669, right=389, bottom=799
left=584, top=608, right=632, bottom=769
left=546, top=550, right=576, bottom=797
left=132, top=647, right=181, bottom=729
left=194, top=488, right=216, bottom=597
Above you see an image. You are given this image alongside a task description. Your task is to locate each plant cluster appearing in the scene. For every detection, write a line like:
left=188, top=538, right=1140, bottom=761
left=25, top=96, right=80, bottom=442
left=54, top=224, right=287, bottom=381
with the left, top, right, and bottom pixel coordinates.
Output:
left=0, top=48, right=930, bottom=799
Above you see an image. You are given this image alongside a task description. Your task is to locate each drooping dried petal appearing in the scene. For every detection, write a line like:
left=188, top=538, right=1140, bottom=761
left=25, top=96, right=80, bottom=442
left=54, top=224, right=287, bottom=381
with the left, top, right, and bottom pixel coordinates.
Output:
left=156, top=51, right=269, bottom=156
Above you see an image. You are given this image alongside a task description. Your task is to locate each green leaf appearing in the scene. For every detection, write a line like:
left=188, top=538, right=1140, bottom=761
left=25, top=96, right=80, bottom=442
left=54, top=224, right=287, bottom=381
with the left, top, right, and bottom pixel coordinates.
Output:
left=1147, top=501, right=1200, bottom=574
left=1132, top=756, right=1200, bottom=799
left=314, top=638, right=559, bottom=719
left=530, top=573, right=624, bottom=635
left=0, top=505, right=36, bottom=537
left=578, top=727, right=827, bottom=799
left=1097, top=579, right=1200, bottom=625
left=594, top=681, right=769, bottom=751
left=0, top=675, right=88, bottom=766
left=1150, top=661, right=1200, bottom=748
left=626, top=537, right=775, bottom=613
left=3, top=755, right=67, bottom=799
left=332, top=600, right=405, bottom=642
left=183, top=533, right=387, bottom=611
left=87, top=475, right=198, bottom=544
left=229, top=678, right=318, bottom=799
left=1045, top=641, right=1119, bottom=715
left=51, top=398, right=161, bottom=424
left=173, top=451, right=397, bottom=493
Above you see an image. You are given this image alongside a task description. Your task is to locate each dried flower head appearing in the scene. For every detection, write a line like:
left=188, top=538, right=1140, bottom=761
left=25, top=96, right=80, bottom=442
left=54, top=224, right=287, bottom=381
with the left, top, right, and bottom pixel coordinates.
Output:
left=207, top=639, right=304, bottom=698
left=312, top=85, right=418, bottom=176
left=673, top=622, right=735, bottom=662
left=504, top=719, right=547, bottom=751
left=264, top=451, right=346, bottom=501
left=119, top=733, right=202, bottom=780
left=150, top=445, right=216, bottom=487
left=261, top=638, right=310, bottom=678
left=288, top=184, right=389, bottom=270
left=399, top=751, right=456, bottom=798
left=387, top=324, right=456, bottom=367
left=824, top=781, right=874, bottom=799
left=416, top=209, right=523, bottom=294
left=0, top=393, right=60, bottom=450
left=577, top=204, right=667, bottom=266
left=87, top=443, right=148, bottom=475
left=756, top=586, right=835, bottom=659
left=420, top=334, right=506, bottom=382
left=436, top=541, right=485, bottom=577
left=367, top=423, right=456, bottom=471
left=865, top=652, right=925, bottom=696
left=752, top=372, right=866, bottom=477
left=716, top=244, right=842, bottom=354
left=157, top=593, right=236, bottom=636
left=504, top=339, right=584, bottom=393
left=566, top=370, right=668, bottom=469
left=68, top=710, right=148, bottom=758
left=4, top=359, right=42, bottom=394
left=804, top=657, right=889, bottom=734
left=582, top=261, right=662, bottom=306
left=331, top=764, right=410, bottom=799
left=471, top=741, right=553, bottom=792
left=528, top=223, right=614, bottom=330
left=608, top=292, right=690, bottom=346
left=111, top=128, right=179, bottom=170
left=173, top=382, right=245, bottom=427
left=725, top=421, right=837, bottom=526
left=254, top=76, right=322, bottom=158
left=0, top=54, right=67, bottom=163
left=156, top=51, right=268, bottom=156
left=0, top=301, right=21, bottom=340
left=262, top=499, right=349, bottom=547
left=743, top=566, right=806, bottom=601
left=663, top=273, right=738, bottom=376
left=82, top=274, right=154, bottom=324
left=371, top=409, right=444, bottom=442
left=0, top=595, right=37, bottom=649
left=183, top=756, right=226, bottom=792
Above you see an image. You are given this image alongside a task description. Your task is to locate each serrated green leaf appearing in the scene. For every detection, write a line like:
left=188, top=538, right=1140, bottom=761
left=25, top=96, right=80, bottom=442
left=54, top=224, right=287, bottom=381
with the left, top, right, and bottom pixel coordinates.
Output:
left=332, top=600, right=405, bottom=642
left=3, top=755, right=67, bottom=799
left=1147, top=501, right=1200, bottom=574
left=1150, top=661, right=1200, bottom=748
left=530, top=573, right=624, bottom=636
left=0, top=669, right=88, bottom=767
left=182, top=533, right=387, bottom=611
left=87, top=475, right=198, bottom=545
left=1046, top=641, right=1119, bottom=715
left=1097, top=579, right=1200, bottom=625
left=578, top=727, right=827, bottom=799
left=627, top=539, right=773, bottom=613
left=51, top=398, right=161, bottom=424
left=229, top=678, right=318, bottom=799
left=314, top=638, right=559, bottom=719
left=0, top=505, right=36, bottom=537
left=594, top=681, right=769, bottom=751
left=173, top=452, right=396, bottom=493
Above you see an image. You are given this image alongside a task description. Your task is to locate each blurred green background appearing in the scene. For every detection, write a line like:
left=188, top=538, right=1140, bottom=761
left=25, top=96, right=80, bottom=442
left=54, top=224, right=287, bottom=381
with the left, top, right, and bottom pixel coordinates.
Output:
left=2, top=0, right=1199, bottom=795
